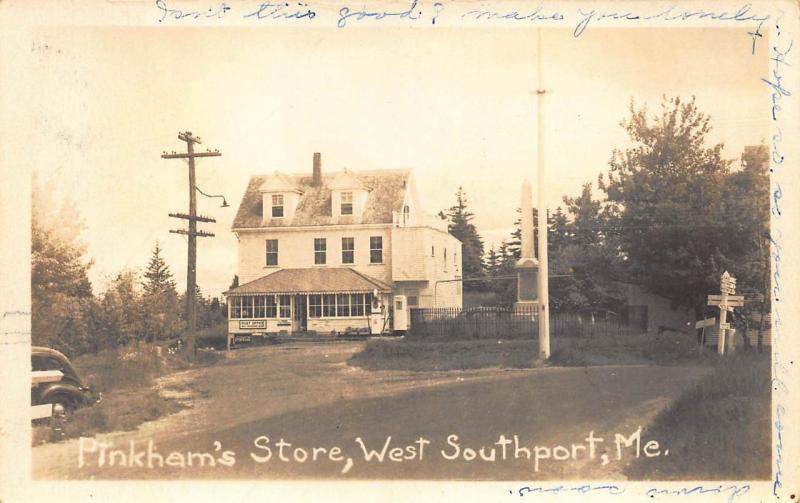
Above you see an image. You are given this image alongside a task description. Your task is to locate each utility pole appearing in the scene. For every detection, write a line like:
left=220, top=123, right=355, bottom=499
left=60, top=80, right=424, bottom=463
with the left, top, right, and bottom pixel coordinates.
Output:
left=535, top=28, right=550, bottom=359
left=162, top=132, right=221, bottom=359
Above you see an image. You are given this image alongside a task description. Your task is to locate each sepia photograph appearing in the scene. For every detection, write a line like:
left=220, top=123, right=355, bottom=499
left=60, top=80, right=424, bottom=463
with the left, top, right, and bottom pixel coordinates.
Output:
left=1, top=0, right=798, bottom=501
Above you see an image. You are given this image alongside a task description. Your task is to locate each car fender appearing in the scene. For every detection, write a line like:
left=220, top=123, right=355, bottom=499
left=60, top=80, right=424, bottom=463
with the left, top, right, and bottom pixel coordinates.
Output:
left=38, top=382, right=89, bottom=405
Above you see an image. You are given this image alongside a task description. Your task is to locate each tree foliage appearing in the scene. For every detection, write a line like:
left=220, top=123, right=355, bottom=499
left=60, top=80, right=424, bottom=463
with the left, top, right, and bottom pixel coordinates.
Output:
left=722, top=145, right=770, bottom=349
left=31, top=176, right=96, bottom=354
left=441, top=187, right=485, bottom=286
left=600, top=96, right=732, bottom=313
left=141, top=242, right=183, bottom=342
left=31, top=176, right=222, bottom=356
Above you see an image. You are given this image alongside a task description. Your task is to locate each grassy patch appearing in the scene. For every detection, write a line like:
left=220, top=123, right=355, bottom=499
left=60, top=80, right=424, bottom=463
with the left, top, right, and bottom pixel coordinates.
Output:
left=348, top=339, right=539, bottom=371
left=35, top=387, right=183, bottom=444
left=550, top=331, right=718, bottom=367
left=33, top=344, right=224, bottom=445
left=625, top=353, right=771, bottom=480
left=350, top=331, right=720, bottom=371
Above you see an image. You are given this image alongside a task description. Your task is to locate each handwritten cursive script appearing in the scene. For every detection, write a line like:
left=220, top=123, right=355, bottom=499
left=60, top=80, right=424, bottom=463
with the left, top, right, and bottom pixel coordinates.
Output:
left=155, top=0, right=231, bottom=22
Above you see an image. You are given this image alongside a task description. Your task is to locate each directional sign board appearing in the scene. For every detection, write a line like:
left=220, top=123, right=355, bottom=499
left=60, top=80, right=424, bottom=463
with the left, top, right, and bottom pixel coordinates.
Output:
left=708, top=295, right=744, bottom=301
left=695, top=317, right=717, bottom=329
left=708, top=299, right=744, bottom=307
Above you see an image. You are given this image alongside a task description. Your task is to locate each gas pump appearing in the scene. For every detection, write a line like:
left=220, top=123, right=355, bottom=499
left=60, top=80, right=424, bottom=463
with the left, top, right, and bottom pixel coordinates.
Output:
left=369, top=289, right=386, bottom=335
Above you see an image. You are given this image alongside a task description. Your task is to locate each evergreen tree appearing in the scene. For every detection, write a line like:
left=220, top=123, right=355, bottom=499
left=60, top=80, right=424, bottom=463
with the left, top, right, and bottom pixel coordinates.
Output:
left=97, top=270, right=144, bottom=347
left=141, top=242, right=182, bottom=342
left=143, top=242, right=176, bottom=297
left=492, top=240, right=519, bottom=306
left=484, top=246, right=500, bottom=276
left=549, top=207, right=571, bottom=252
left=442, top=187, right=485, bottom=287
left=563, top=184, right=606, bottom=248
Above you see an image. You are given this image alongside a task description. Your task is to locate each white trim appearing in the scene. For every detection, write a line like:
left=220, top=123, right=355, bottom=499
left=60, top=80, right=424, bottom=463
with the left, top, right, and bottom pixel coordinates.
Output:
left=233, top=223, right=392, bottom=233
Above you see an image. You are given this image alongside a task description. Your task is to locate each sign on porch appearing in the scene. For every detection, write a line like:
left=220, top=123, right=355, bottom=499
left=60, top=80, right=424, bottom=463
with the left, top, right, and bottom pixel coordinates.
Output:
left=239, top=320, right=267, bottom=329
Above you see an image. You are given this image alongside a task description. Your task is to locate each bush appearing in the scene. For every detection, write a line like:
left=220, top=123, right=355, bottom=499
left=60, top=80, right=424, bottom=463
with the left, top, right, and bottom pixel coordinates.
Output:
left=73, top=345, right=164, bottom=393
left=195, top=323, right=228, bottom=350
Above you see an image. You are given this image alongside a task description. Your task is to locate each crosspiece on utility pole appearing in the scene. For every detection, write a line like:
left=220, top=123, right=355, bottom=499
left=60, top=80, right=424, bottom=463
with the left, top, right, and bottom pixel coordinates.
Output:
left=169, top=229, right=215, bottom=238
left=161, top=151, right=222, bottom=159
left=169, top=212, right=217, bottom=223
left=162, top=130, right=222, bottom=360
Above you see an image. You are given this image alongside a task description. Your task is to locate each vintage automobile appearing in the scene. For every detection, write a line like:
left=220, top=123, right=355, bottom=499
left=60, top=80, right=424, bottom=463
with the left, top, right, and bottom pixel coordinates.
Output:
left=31, top=346, right=98, bottom=416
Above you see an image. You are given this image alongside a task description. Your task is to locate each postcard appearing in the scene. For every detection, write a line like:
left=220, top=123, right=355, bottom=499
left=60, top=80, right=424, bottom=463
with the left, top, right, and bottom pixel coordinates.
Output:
left=0, top=0, right=798, bottom=501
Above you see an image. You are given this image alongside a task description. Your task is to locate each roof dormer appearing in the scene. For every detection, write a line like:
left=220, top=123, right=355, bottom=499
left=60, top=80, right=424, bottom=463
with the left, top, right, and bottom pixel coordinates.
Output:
left=331, top=168, right=369, bottom=219
left=259, top=172, right=302, bottom=222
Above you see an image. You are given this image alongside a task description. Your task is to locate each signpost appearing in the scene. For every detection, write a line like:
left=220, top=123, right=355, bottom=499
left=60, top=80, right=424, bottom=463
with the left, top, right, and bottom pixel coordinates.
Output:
left=707, top=271, right=743, bottom=355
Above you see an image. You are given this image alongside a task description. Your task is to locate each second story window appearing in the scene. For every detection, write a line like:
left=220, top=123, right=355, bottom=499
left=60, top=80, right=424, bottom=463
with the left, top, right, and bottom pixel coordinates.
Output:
left=271, top=194, right=284, bottom=218
left=341, top=191, right=353, bottom=215
left=342, top=237, right=354, bottom=264
left=314, top=238, right=327, bottom=265
left=370, top=236, right=383, bottom=264
left=266, top=239, right=278, bottom=266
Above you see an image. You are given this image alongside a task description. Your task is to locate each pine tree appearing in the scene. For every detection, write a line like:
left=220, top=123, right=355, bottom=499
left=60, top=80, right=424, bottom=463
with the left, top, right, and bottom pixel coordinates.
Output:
left=484, top=246, right=500, bottom=277
left=143, top=242, right=176, bottom=297
left=549, top=206, right=571, bottom=252
left=442, top=187, right=486, bottom=287
left=141, top=242, right=182, bottom=342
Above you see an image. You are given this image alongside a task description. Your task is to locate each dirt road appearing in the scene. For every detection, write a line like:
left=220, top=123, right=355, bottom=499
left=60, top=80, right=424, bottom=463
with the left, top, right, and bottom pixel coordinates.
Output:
left=33, top=341, right=709, bottom=480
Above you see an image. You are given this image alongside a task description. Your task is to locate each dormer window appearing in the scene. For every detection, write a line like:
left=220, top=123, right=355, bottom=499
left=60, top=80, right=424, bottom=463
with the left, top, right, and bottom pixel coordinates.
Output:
left=341, top=191, right=353, bottom=215
left=271, top=194, right=284, bottom=218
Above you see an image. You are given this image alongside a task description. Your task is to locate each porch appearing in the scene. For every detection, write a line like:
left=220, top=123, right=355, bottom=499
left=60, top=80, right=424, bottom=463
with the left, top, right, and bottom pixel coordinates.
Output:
left=225, top=267, right=393, bottom=338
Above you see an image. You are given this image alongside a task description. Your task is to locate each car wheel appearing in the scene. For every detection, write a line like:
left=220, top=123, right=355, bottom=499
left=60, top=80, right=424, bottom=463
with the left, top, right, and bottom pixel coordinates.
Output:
left=48, top=394, right=81, bottom=420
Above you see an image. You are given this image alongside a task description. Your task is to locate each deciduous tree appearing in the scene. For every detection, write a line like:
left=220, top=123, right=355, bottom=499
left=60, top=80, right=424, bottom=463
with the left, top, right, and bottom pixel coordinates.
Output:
left=31, top=175, right=96, bottom=355
left=600, top=96, right=732, bottom=314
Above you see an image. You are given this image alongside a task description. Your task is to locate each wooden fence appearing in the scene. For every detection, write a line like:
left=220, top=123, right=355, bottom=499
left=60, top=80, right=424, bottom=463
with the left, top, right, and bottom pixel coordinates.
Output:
left=408, top=307, right=635, bottom=341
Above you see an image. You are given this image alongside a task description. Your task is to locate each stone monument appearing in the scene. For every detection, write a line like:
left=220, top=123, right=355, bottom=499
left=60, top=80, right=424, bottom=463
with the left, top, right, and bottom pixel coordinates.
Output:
left=515, top=180, right=538, bottom=310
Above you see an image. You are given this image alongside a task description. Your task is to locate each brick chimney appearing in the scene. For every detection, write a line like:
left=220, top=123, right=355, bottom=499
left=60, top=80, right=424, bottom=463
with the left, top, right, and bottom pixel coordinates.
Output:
left=312, top=152, right=321, bottom=186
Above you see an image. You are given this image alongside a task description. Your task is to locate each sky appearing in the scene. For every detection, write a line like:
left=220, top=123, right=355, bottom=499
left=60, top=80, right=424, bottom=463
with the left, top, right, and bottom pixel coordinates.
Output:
left=26, top=26, right=769, bottom=297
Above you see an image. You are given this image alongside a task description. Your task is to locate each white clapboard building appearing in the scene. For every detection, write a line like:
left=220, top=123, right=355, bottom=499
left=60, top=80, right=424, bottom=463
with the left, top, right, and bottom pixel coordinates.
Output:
left=226, top=153, right=462, bottom=339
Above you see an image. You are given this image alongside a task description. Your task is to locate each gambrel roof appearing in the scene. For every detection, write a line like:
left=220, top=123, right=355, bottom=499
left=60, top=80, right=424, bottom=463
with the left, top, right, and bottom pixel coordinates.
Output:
left=232, top=169, right=410, bottom=229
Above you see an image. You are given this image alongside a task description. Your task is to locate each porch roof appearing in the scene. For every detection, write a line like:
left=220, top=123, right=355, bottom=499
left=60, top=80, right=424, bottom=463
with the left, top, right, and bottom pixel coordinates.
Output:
left=226, top=268, right=392, bottom=296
